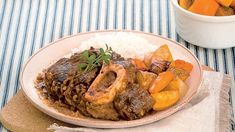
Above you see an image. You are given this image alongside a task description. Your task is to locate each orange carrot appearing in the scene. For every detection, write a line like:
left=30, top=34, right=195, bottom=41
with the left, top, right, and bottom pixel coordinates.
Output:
left=170, top=60, right=193, bottom=73
left=216, top=0, right=233, bottom=7
left=230, top=0, right=235, bottom=7
left=131, top=58, right=148, bottom=70
left=188, top=0, right=219, bottom=16
left=179, top=0, right=193, bottom=9
left=149, top=71, right=175, bottom=94
left=168, top=60, right=193, bottom=81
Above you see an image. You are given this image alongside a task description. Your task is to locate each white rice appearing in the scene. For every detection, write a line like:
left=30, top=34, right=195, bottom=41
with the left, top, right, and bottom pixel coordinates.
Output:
left=65, top=32, right=158, bottom=59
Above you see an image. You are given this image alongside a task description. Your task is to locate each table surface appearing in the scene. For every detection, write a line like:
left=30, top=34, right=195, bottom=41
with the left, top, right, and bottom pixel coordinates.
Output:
left=0, top=0, right=234, bottom=131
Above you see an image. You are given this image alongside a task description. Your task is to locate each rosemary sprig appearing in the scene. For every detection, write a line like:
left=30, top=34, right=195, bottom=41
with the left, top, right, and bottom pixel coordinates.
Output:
left=78, top=44, right=113, bottom=72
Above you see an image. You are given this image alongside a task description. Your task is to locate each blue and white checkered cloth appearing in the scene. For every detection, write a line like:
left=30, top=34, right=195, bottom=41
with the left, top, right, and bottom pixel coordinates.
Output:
left=0, top=0, right=234, bottom=131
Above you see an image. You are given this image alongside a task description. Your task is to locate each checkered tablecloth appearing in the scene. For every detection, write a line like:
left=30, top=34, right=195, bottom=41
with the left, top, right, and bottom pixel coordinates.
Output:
left=0, top=0, right=234, bottom=131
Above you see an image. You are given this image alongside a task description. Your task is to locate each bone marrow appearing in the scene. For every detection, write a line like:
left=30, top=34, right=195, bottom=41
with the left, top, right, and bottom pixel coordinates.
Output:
left=85, top=63, right=127, bottom=105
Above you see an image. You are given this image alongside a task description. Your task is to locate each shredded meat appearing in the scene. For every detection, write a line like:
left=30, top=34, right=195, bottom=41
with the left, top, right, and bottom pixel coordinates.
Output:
left=114, top=84, right=154, bottom=120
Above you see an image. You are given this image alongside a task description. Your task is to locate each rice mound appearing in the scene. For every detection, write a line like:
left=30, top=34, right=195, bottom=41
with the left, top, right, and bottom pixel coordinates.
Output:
left=67, top=32, right=158, bottom=59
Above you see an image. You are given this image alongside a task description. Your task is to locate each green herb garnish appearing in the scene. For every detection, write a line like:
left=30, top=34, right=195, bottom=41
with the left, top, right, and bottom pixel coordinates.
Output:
left=78, top=44, right=113, bottom=72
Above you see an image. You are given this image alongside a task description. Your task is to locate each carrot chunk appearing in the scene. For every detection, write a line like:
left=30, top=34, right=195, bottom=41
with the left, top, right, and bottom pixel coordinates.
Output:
left=231, top=0, right=235, bottom=7
left=170, top=60, right=193, bottom=73
left=167, top=60, right=193, bottom=81
left=131, top=58, right=148, bottom=70
left=179, top=0, right=193, bottom=9
left=188, top=0, right=219, bottom=16
left=216, top=0, right=233, bottom=7
left=149, top=71, right=175, bottom=94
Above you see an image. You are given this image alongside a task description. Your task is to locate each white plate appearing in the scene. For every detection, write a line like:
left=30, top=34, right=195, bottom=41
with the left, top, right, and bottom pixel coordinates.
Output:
left=20, top=30, right=202, bottom=128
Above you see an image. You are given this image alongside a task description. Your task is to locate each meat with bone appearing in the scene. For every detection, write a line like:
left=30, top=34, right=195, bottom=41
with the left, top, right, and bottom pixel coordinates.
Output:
left=35, top=47, right=155, bottom=121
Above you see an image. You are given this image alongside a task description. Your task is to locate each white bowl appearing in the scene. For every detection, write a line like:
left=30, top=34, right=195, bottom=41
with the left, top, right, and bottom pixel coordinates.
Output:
left=171, top=0, right=235, bottom=49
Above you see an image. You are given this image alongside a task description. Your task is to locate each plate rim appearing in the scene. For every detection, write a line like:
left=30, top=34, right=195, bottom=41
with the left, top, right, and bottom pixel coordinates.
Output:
left=20, top=30, right=203, bottom=128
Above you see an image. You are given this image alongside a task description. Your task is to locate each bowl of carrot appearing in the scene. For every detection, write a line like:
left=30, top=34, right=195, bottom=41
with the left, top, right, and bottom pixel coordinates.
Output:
left=171, top=0, right=235, bottom=49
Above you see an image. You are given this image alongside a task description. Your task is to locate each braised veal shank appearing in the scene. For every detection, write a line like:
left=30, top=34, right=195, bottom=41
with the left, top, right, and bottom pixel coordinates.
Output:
left=35, top=47, right=172, bottom=121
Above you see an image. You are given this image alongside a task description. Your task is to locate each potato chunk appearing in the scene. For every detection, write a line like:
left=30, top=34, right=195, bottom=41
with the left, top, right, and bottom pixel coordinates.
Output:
left=144, top=52, right=153, bottom=68
left=136, top=71, right=157, bottom=90
left=165, top=77, right=189, bottom=98
left=216, top=6, right=234, bottom=16
left=144, top=45, right=173, bottom=67
left=152, top=91, right=180, bottom=111
left=151, top=45, right=173, bottom=63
